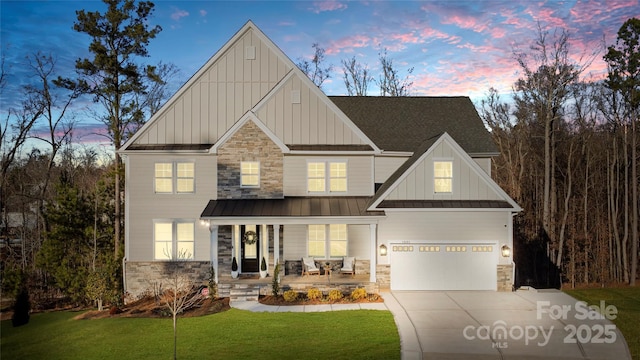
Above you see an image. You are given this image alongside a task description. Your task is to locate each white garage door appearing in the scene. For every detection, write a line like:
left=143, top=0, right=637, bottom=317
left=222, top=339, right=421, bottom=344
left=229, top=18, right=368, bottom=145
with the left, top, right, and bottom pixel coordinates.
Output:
left=390, top=243, right=497, bottom=291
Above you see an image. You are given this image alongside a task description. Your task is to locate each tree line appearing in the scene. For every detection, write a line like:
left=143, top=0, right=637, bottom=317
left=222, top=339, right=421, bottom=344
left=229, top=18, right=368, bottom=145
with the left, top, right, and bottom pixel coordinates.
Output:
left=480, top=19, right=639, bottom=288
left=1, top=0, right=637, bottom=312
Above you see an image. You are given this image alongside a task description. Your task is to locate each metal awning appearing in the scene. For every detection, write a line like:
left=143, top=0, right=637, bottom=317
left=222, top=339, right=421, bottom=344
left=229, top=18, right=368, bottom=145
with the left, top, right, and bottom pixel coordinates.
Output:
left=201, top=197, right=384, bottom=224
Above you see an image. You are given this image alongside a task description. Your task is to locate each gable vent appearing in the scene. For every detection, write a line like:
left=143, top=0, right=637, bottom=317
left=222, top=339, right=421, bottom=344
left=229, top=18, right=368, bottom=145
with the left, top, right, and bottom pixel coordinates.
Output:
left=291, top=90, right=301, bottom=104
left=245, top=46, right=256, bottom=60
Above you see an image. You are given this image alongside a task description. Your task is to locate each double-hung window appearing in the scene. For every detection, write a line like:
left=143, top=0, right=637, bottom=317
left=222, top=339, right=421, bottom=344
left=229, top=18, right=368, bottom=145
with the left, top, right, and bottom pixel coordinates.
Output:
left=434, top=160, right=453, bottom=193
left=307, top=161, right=347, bottom=193
left=240, top=161, right=260, bottom=187
left=155, top=162, right=195, bottom=194
left=307, top=224, right=347, bottom=258
left=154, top=221, right=195, bottom=260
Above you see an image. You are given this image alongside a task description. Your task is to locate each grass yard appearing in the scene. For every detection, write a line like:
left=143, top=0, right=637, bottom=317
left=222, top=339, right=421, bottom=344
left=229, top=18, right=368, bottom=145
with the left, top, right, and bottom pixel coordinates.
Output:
left=565, top=287, right=640, bottom=360
left=1, top=308, right=400, bottom=360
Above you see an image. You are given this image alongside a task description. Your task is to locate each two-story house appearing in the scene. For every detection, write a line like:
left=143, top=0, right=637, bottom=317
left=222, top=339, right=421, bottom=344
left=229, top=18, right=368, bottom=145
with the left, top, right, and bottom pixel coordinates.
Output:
left=119, top=21, right=521, bottom=299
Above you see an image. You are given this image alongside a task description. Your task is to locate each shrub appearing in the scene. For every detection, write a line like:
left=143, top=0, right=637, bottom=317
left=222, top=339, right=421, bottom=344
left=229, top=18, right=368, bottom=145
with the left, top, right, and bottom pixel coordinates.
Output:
left=367, top=293, right=381, bottom=302
left=350, top=287, right=367, bottom=300
left=328, top=289, right=343, bottom=301
left=307, top=287, right=322, bottom=301
left=271, top=263, right=281, bottom=296
left=283, top=289, right=298, bottom=302
left=260, top=257, right=267, bottom=271
left=231, top=257, right=238, bottom=272
left=11, top=286, right=30, bottom=327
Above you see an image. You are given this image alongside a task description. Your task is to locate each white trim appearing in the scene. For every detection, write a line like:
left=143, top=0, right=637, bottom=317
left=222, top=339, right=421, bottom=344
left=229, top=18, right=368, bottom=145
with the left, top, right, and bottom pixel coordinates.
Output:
left=204, top=216, right=381, bottom=226
left=211, top=111, right=289, bottom=153
left=368, top=132, right=521, bottom=211
left=240, top=160, right=261, bottom=188
left=306, top=159, right=348, bottom=194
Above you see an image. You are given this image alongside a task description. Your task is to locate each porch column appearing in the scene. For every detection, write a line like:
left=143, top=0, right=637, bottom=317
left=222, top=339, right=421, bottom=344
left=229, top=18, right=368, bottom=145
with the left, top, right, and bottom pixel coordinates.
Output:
left=273, top=224, right=280, bottom=267
left=209, top=224, right=219, bottom=283
left=233, top=225, right=240, bottom=273
left=370, top=223, right=377, bottom=283
left=261, top=224, right=268, bottom=272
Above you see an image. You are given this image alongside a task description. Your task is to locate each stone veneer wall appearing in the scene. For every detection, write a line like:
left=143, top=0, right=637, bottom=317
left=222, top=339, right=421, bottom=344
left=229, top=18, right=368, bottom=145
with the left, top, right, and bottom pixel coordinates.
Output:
left=497, top=264, right=514, bottom=291
left=217, top=121, right=283, bottom=199
left=125, top=261, right=211, bottom=300
left=376, top=264, right=391, bottom=290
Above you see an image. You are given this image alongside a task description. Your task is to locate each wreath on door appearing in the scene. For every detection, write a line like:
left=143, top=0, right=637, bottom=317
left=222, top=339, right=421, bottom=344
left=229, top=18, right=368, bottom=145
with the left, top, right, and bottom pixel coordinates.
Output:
left=243, top=230, right=257, bottom=245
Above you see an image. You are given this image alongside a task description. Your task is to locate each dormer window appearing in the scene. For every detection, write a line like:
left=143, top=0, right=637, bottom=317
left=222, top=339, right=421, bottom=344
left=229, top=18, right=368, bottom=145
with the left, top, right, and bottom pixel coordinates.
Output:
left=434, top=160, right=453, bottom=193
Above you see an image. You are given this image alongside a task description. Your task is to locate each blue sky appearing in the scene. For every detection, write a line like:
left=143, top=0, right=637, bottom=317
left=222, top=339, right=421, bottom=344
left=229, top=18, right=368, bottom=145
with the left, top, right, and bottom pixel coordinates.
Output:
left=1, top=0, right=639, bottom=145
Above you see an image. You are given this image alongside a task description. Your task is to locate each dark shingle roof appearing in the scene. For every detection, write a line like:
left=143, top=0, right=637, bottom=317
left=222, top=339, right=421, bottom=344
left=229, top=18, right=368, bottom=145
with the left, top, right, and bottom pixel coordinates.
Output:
left=329, top=96, right=497, bottom=154
left=125, top=144, right=213, bottom=151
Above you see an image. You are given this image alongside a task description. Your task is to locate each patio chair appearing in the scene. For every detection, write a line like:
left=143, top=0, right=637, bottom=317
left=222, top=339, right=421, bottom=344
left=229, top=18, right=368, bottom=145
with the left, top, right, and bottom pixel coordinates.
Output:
left=341, top=257, right=355, bottom=277
left=302, top=257, right=320, bottom=277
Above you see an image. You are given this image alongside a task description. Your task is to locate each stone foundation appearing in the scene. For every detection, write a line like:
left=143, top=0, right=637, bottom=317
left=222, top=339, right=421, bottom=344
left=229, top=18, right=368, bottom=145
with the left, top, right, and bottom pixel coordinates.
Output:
left=497, top=264, right=514, bottom=291
left=125, top=261, right=211, bottom=300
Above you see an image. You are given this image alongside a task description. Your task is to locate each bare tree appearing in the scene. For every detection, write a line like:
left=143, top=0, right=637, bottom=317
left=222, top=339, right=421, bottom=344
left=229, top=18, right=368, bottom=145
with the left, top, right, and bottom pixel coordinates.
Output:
left=162, top=250, right=204, bottom=360
left=377, top=48, right=413, bottom=96
left=513, top=25, right=591, bottom=267
left=341, top=56, right=372, bottom=96
left=297, top=43, right=332, bottom=89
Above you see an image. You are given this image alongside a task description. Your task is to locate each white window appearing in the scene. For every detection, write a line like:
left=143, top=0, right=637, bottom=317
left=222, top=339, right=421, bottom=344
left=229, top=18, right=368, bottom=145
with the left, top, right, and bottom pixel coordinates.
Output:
left=155, top=163, right=173, bottom=193
left=154, top=221, right=195, bottom=260
left=155, top=162, right=195, bottom=194
left=307, top=224, right=347, bottom=258
left=176, top=163, right=195, bottom=193
left=307, top=161, right=347, bottom=193
left=307, top=162, right=326, bottom=192
left=241, top=161, right=260, bottom=187
left=434, top=161, right=453, bottom=193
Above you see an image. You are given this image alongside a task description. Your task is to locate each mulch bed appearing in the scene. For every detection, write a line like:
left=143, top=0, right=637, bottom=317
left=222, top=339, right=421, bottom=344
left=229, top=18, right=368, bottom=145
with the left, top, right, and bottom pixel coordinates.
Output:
left=259, top=294, right=384, bottom=306
left=74, top=296, right=230, bottom=320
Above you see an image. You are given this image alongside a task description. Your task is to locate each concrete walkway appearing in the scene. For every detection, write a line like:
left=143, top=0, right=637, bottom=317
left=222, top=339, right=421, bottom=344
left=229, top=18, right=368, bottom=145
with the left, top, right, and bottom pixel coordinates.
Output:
left=231, top=289, right=632, bottom=360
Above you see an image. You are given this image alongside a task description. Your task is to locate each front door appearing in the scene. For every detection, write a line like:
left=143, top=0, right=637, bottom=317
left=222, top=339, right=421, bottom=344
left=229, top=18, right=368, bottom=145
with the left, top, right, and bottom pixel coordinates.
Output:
left=241, top=225, right=259, bottom=273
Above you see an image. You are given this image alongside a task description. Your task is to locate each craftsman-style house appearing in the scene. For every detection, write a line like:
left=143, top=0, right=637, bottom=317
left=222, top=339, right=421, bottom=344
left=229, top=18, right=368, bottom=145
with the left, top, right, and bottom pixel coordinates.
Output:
left=119, top=21, right=521, bottom=299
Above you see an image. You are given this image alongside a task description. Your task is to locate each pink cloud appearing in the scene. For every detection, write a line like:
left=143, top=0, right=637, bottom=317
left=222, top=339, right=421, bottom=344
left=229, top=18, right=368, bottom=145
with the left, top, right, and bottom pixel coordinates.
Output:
left=199, top=9, right=207, bottom=17
left=309, top=1, right=348, bottom=14
left=171, top=8, right=189, bottom=21
left=326, top=34, right=372, bottom=55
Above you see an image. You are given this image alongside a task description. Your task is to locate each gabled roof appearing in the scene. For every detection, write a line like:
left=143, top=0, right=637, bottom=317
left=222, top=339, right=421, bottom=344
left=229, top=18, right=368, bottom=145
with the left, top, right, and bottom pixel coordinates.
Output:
left=329, top=96, right=498, bottom=155
left=368, top=132, right=521, bottom=211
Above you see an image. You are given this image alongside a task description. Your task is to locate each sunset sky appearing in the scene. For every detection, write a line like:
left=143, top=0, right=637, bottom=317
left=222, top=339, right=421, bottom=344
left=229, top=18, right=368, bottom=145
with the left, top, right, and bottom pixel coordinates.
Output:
left=1, top=0, right=639, bottom=145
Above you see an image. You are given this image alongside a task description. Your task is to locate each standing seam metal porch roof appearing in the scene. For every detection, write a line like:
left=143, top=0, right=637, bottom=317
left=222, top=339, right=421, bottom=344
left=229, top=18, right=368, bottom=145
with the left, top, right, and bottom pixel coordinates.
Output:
left=201, top=197, right=384, bottom=218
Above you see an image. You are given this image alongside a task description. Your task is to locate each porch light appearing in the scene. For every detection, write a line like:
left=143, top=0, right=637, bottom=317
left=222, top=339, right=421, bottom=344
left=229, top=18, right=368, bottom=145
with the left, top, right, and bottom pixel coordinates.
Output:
left=379, top=244, right=388, bottom=256
left=501, top=245, right=511, bottom=257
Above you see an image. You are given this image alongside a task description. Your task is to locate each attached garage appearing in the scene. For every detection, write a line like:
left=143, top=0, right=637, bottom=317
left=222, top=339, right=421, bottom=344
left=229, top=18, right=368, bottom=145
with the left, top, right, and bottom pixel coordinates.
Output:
left=389, top=242, right=498, bottom=291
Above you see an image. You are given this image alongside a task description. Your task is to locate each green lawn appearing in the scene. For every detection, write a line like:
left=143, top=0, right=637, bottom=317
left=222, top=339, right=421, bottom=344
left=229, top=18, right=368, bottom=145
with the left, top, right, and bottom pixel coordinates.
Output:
left=1, top=308, right=400, bottom=359
left=565, top=287, right=640, bottom=360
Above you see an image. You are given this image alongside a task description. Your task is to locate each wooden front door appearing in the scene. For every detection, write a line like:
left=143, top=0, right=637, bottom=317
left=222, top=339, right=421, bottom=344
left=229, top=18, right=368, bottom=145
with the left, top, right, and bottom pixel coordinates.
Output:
left=241, top=225, right=259, bottom=273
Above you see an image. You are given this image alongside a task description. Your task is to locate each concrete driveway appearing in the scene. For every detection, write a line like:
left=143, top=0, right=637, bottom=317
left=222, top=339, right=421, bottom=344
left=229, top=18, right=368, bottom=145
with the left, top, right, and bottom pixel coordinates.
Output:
left=382, top=289, right=631, bottom=360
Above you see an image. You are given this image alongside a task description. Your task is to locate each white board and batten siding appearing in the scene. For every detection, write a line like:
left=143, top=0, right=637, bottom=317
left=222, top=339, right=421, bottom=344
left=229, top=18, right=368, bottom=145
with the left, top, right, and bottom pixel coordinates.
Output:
left=385, top=141, right=501, bottom=201
left=126, top=154, right=216, bottom=261
left=283, top=156, right=374, bottom=196
left=133, top=28, right=291, bottom=146
left=254, top=73, right=367, bottom=146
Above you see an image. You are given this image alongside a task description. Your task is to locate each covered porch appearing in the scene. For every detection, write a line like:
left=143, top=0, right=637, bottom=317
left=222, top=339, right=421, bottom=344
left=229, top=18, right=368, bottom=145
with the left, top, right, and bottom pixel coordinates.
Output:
left=200, top=197, right=386, bottom=296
